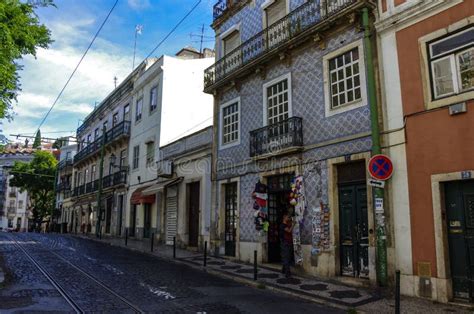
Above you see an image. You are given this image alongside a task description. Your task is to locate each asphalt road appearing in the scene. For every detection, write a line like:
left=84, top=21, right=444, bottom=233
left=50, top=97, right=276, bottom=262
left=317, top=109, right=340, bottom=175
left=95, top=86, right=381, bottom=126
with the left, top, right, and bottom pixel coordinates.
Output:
left=0, top=232, right=343, bottom=313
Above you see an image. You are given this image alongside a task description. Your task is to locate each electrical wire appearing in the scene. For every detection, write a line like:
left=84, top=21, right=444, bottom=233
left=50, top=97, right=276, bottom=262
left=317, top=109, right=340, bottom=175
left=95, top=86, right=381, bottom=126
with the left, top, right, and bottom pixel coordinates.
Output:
left=34, top=0, right=119, bottom=134
left=144, top=0, right=202, bottom=59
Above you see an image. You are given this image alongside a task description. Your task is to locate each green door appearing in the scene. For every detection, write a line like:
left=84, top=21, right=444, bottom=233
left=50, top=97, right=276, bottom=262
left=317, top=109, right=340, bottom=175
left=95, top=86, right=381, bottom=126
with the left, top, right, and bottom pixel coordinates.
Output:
left=445, top=180, right=474, bottom=301
left=339, top=184, right=369, bottom=278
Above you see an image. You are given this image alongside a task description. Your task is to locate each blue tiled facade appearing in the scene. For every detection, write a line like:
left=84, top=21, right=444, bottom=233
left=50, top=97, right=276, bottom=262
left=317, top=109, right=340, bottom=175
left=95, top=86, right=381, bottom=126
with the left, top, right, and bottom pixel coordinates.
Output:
left=213, top=0, right=372, bottom=260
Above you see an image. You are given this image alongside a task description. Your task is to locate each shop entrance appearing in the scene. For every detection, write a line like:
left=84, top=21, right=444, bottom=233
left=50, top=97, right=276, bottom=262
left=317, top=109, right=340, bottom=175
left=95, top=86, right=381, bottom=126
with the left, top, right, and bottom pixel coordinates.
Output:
left=337, top=161, right=369, bottom=278
left=267, top=174, right=293, bottom=263
left=445, top=180, right=474, bottom=301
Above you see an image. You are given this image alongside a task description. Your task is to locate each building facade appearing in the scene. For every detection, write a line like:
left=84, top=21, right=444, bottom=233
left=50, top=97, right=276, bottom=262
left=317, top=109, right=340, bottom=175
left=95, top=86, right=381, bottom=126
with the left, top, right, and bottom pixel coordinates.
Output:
left=376, top=0, right=474, bottom=303
left=56, top=144, right=77, bottom=233
left=126, top=53, right=214, bottom=241
left=206, top=0, right=391, bottom=286
left=0, top=151, right=34, bottom=231
left=71, top=61, right=154, bottom=237
left=154, top=126, right=213, bottom=250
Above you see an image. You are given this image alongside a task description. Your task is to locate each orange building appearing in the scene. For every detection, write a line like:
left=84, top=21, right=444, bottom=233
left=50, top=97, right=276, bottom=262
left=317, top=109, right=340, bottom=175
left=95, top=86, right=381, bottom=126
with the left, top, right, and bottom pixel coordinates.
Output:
left=376, top=0, right=474, bottom=303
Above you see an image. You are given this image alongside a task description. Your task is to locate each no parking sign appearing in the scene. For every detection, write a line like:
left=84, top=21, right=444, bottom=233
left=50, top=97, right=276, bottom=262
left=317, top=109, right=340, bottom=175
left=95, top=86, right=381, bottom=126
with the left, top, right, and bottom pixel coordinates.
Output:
left=368, top=154, right=393, bottom=180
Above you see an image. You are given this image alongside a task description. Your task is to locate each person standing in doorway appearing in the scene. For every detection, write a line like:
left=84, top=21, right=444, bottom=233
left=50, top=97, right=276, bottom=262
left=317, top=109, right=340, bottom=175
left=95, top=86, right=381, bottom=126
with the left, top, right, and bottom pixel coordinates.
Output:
left=280, top=213, right=295, bottom=278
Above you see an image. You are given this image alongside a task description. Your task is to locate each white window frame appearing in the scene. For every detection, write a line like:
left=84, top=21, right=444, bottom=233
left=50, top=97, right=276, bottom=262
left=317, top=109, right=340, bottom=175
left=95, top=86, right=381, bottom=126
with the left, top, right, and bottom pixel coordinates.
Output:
left=219, top=23, right=241, bottom=59
left=219, top=97, right=241, bottom=150
left=323, top=39, right=367, bottom=117
left=262, top=72, right=292, bottom=126
left=430, top=46, right=473, bottom=99
left=135, top=97, right=143, bottom=122
left=149, top=85, right=158, bottom=113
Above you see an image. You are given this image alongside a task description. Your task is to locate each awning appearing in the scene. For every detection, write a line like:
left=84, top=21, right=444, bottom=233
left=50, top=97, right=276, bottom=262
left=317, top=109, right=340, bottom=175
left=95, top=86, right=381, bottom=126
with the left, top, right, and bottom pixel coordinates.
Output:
left=142, top=177, right=183, bottom=196
left=131, top=185, right=156, bottom=205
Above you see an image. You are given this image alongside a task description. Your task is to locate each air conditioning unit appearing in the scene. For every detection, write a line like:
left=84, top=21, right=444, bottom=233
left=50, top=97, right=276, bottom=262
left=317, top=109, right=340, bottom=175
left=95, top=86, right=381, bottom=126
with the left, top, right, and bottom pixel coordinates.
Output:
left=157, top=160, right=173, bottom=177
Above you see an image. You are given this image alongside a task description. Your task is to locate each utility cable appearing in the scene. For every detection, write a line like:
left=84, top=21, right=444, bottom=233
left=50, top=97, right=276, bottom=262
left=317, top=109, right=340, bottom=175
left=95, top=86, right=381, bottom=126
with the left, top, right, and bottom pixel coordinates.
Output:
left=34, top=0, right=119, bottom=133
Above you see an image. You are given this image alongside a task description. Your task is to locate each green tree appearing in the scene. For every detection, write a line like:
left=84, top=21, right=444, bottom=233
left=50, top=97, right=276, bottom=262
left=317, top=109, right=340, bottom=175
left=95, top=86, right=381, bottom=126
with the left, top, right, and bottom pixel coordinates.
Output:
left=10, top=150, right=57, bottom=227
left=32, top=129, right=41, bottom=148
left=0, top=0, right=54, bottom=120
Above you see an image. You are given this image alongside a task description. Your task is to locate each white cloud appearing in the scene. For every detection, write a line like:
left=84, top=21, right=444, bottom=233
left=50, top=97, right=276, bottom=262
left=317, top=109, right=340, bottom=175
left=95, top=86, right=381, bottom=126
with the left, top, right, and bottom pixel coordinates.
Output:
left=127, top=0, right=151, bottom=10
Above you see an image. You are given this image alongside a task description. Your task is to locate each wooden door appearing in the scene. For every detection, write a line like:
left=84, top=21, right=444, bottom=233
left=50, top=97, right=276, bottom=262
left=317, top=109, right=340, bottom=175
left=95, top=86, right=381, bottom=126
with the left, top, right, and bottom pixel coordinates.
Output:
left=187, top=182, right=200, bottom=247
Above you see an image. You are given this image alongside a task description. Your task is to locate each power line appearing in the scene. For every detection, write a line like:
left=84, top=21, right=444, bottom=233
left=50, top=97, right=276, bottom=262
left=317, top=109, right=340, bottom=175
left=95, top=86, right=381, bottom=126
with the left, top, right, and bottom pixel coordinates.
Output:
left=34, top=0, right=119, bottom=133
left=145, top=0, right=202, bottom=59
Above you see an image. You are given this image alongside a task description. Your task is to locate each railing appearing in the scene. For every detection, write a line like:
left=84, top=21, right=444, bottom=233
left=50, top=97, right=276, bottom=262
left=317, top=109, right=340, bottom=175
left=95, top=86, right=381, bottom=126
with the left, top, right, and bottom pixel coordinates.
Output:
left=57, top=182, right=71, bottom=191
left=71, top=170, right=127, bottom=197
left=205, top=0, right=356, bottom=89
left=213, top=0, right=245, bottom=21
left=8, top=191, right=16, bottom=197
left=58, top=158, right=73, bottom=170
left=249, top=117, right=303, bottom=157
left=74, top=121, right=131, bottom=164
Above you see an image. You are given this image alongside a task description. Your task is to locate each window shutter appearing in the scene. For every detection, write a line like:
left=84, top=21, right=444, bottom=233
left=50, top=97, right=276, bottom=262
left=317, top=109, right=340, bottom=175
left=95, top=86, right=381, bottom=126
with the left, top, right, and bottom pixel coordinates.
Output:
left=266, top=0, right=286, bottom=27
left=224, top=31, right=240, bottom=56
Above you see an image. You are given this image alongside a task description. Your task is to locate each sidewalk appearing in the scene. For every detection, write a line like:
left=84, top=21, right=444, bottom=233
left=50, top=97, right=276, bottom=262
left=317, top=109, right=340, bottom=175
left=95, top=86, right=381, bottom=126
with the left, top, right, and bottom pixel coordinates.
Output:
left=73, top=234, right=473, bottom=313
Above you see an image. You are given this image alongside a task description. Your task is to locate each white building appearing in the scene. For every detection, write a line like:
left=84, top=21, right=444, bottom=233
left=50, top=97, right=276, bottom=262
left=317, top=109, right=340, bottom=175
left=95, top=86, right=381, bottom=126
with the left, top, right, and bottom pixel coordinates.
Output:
left=126, top=51, right=214, bottom=240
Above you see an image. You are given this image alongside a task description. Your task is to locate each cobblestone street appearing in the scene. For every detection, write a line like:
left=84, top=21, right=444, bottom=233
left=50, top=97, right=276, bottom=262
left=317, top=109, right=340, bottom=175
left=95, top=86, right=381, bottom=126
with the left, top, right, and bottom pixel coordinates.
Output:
left=0, top=232, right=343, bottom=313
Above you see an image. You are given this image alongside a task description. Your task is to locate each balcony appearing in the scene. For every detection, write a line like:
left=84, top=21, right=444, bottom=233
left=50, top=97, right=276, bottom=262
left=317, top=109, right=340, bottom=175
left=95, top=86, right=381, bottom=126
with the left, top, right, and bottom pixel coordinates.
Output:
left=72, top=170, right=127, bottom=198
left=213, top=0, right=246, bottom=22
left=58, top=158, right=73, bottom=170
left=7, top=206, right=16, bottom=214
left=57, top=182, right=71, bottom=192
left=74, top=121, right=131, bottom=165
left=250, top=117, right=303, bottom=158
left=205, top=0, right=361, bottom=92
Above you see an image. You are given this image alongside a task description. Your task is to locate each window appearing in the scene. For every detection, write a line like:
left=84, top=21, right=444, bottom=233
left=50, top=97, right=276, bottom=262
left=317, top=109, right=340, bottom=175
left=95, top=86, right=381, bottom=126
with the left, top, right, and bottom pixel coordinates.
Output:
left=328, top=47, right=361, bottom=109
left=87, top=134, right=92, bottom=144
left=94, top=128, right=99, bottom=140
left=264, top=0, right=286, bottom=27
left=150, top=86, right=158, bottom=112
left=133, top=145, right=140, bottom=169
left=91, top=165, right=96, bottom=181
left=9, top=200, right=15, bottom=208
left=18, top=200, right=23, bottom=209
left=136, top=98, right=143, bottom=122
left=146, top=142, right=155, bottom=166
left=123, top=104, right=130, bottom=121
left=120, top=149, right=127, bottom=169
left=429, top=27, right=474, bottom=99
left=66, top=151, right=71, bottom=160
left=113, top=112, right=119, bottom=127
left=85, top=168, right=89, bottom=184
left=265, top=76, right=290, bottom=125
left=220, top=98, right=240, bottom=148
left=103, top=121, right=108, bottom=131
left=223, top=31, right=240, bottom=56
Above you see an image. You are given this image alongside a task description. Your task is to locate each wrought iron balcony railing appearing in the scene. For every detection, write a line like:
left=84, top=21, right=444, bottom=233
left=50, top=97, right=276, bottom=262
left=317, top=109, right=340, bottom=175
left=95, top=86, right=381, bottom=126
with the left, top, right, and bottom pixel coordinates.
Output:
left=205, top=0, right=357, bottom=90
left=249, top=117, right=303, bottom=157
left=58, top=158, right=73, bottom=170
left=74, top=121, right=131, bottom=164
left=57, top=182, right=71, bottom=192
left=72, top=170, right=127, bottom=198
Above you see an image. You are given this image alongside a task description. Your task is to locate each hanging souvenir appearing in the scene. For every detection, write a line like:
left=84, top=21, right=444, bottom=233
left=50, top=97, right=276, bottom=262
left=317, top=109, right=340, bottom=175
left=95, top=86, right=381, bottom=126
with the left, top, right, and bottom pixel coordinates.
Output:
left=252, top=180, right=268, bottom=232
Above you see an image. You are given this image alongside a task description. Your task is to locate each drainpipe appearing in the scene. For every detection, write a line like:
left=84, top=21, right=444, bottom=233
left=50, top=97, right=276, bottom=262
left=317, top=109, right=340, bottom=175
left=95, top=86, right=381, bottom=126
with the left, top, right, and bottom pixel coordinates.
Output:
left=362, top=7, right=388, bottom=287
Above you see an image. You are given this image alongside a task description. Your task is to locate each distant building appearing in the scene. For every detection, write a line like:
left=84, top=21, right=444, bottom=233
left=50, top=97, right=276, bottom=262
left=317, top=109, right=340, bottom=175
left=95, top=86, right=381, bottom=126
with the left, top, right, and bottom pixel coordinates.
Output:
left=0, top=151, right=34, bottom=231
left=55, top=144, right=77, bottom=233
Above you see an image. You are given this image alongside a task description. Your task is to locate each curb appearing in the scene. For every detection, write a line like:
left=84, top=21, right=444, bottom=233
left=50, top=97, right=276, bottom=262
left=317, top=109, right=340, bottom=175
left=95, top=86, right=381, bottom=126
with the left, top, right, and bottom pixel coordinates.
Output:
left=71, top=234, right=357, bottom=311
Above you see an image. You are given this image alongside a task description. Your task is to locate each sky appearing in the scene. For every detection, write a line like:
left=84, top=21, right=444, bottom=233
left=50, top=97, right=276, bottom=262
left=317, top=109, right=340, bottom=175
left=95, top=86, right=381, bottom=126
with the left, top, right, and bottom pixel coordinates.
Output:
left=6, top=0, right=215, bottom=142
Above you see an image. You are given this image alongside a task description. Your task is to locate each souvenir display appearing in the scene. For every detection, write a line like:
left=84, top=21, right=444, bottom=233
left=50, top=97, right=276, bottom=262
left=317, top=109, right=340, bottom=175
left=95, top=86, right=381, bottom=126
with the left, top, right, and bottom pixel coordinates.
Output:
left=290, top=175, right=306, bottom=265
left=252, top=180, right=268, bottom=232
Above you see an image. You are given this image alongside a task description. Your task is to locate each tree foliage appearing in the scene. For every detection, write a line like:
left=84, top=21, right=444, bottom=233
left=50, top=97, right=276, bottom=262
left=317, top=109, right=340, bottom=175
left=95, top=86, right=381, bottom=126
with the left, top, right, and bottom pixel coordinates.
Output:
left=33, top=129, right=41, bottom=148
left=0, top=0, right=53, bottom=120
left=10, top=150, right=57, bottom=225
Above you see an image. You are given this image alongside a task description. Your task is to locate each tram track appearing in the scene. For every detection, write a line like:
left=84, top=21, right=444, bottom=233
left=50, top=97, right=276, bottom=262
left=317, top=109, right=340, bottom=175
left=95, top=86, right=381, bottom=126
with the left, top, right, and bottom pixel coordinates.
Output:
left=9, top=234, right=144, bottom=314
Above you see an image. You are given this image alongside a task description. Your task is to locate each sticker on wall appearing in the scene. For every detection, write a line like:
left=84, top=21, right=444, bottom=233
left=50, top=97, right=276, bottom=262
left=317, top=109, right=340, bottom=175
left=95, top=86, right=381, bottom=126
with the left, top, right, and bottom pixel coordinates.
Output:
left=312, top=201, right=330, bottom=253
